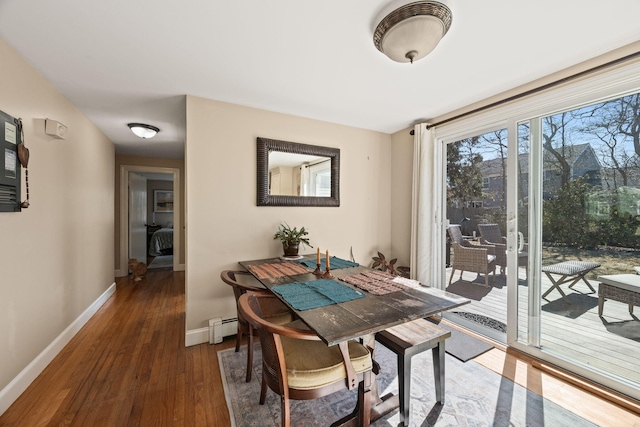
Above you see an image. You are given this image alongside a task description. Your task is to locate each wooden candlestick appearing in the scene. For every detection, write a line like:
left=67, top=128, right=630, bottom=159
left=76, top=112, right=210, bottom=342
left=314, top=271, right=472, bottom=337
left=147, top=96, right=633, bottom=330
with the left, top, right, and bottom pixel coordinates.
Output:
left=312, top=263, right=323, bottom=276
left=322, top=249, right=333, bottom=278
left=313, top=247, right=323, bottom=275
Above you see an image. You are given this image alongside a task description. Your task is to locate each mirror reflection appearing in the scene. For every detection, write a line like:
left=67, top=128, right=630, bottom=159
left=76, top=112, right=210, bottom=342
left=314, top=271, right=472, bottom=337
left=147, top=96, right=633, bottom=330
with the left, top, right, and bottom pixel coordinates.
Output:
left=257, top=137, right=340, bottom=207
left=268, top=152, right=331, bottom=197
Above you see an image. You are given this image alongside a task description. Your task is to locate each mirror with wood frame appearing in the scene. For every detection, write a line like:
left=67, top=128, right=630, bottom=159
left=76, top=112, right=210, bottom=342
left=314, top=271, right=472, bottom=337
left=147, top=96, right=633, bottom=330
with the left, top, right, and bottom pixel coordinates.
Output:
left=257, top=137, right=340, bottom=207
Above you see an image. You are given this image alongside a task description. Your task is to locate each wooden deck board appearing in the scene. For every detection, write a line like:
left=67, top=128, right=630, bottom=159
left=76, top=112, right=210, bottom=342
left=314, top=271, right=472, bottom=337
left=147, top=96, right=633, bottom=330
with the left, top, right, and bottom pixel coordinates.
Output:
left=445, top=266, right=640, bottom=385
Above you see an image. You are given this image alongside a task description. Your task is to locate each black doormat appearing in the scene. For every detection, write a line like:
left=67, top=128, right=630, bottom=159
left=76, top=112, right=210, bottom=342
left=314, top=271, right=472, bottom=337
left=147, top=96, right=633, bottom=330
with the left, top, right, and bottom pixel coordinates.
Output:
left=428, top=318, right=494, bottom=362
left=452, top=311, right=507, bottom=333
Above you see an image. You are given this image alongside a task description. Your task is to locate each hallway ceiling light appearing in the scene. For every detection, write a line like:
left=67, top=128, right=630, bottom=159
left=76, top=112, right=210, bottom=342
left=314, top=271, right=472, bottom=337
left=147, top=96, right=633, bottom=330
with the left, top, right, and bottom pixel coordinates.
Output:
left=373, top=1, right=452, bottom=64
left=128, top=123, right=159, bottom=139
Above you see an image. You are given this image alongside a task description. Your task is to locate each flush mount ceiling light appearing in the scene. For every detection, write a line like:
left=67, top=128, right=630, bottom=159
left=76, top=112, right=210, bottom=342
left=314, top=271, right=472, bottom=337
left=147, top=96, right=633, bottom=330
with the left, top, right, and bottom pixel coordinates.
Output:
left=373, top=1, right=452, bottom=64
left=127, top=123, right=160, bottom=139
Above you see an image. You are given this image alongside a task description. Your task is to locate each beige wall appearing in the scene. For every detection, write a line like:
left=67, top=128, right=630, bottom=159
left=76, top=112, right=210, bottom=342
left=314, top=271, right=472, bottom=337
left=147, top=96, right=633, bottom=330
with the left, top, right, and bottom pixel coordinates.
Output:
left=114, top=155, right=186, bottom=270
left=185, top=96, right=393, bottom=331
left=390, top=127, right=414, bottom=269
left=0, top=39, right=115, bottom=391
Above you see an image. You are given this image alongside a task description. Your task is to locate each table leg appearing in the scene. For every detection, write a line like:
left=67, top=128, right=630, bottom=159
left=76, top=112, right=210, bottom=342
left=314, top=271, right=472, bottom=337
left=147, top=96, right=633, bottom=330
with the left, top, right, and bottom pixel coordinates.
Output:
left=364, top=334, right=400, bottom=420
left=332, top=335, right=399, bottom=427
left=598, top=295, right=605, bottom=317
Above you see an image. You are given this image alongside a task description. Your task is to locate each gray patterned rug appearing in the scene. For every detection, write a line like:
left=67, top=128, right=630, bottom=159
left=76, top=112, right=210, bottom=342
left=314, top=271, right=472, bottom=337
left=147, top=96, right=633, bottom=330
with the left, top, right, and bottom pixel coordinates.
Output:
left=218, top=343, right=596, bottom=426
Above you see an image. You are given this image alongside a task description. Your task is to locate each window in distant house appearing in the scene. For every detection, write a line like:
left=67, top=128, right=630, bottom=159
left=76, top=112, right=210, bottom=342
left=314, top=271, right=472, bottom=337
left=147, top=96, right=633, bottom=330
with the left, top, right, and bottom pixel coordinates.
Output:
left=482, top=177, right=490, bottom=190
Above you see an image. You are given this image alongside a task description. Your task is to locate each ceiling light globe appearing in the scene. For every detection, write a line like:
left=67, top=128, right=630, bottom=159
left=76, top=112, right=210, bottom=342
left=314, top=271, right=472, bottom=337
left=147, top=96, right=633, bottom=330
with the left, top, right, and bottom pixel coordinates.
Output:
left=374, top=1, right=452, bottom=64
left=128, top=123, right=159, bottom=139
left=380, top=15, right=444, bottom=63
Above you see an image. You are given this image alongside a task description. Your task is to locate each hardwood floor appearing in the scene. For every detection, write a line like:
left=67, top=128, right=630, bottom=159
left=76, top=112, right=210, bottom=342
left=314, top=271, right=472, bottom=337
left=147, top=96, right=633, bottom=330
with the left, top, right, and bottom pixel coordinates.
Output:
left=0, top=270, right=233, bottom=427
left=2, top=269, right=639, bottom=426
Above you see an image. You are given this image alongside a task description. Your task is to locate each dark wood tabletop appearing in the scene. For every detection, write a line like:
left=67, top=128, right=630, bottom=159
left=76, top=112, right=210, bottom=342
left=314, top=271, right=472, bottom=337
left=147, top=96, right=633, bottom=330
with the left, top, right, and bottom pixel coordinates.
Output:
left=239, top=255, right=470, bottom=346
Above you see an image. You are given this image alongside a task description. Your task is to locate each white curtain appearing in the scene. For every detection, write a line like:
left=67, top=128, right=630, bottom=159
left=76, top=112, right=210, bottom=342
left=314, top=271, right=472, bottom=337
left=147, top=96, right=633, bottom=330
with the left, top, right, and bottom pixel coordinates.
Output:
left=410, top=123, right=444, bottom=288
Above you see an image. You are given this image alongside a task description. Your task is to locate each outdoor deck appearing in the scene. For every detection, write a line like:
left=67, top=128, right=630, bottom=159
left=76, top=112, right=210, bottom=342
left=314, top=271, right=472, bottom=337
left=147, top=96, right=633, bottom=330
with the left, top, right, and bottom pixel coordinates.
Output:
left=444, top=266, right=640, bottom=386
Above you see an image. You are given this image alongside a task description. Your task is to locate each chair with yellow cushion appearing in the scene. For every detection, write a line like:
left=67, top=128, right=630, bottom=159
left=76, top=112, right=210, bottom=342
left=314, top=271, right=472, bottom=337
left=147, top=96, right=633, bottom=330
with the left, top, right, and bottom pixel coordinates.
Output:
left=220, top=270, right=294, bottom=382
left=238, top=292, right=373, bottom=427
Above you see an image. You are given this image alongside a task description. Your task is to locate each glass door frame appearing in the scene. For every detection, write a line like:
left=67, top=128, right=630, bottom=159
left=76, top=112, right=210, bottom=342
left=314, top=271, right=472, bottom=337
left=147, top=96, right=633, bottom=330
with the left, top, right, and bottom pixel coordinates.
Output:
left=437, top=121, right=517, bottom=344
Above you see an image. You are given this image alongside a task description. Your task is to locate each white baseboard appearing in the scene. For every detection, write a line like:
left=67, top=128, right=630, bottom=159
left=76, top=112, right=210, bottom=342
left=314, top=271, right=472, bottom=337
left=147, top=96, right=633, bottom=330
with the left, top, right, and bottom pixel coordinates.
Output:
left=0, top=282, right=116, bottom=416
left=186, top=327, right=210, bottom=347
left=175, top=263, right=185, bottom=272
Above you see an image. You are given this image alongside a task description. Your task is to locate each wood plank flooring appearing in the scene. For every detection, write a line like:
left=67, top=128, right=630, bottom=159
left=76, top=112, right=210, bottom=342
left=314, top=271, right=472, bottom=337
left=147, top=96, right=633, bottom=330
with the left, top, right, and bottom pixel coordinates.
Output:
left=2, top=269, right=639, bottom=426
left=0, top=270, right=233, bottom=427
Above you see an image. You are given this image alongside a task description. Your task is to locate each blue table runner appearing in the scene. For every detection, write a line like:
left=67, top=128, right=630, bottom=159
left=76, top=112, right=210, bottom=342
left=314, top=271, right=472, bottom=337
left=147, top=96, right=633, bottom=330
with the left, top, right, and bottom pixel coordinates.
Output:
left=272, top=279, right=365, bottom=311
left=299, top=256, right=359, bottom=271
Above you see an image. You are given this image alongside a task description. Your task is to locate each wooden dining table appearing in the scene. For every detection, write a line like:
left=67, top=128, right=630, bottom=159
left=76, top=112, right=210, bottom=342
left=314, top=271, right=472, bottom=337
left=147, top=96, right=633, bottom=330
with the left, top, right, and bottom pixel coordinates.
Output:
left=239, top=254, right=470, bottom=425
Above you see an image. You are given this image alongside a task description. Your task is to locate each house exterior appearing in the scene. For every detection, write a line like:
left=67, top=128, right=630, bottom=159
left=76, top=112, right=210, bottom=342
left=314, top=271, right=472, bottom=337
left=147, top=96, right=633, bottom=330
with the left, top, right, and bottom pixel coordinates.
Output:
left=477, top=143, right=603, bottom=208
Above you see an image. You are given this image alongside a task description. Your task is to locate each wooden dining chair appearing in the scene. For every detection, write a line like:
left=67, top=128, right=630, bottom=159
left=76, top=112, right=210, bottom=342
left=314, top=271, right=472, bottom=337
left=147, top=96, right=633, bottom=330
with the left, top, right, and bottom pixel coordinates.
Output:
left=220, top=270, right=293, bottom=382
left=238, top=292, right=373, bottom=427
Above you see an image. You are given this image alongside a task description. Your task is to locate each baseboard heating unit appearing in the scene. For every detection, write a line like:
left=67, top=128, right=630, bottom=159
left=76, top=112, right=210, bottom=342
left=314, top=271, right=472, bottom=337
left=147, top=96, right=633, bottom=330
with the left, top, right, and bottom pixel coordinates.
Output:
left=208, top=317, right=238, bottom=344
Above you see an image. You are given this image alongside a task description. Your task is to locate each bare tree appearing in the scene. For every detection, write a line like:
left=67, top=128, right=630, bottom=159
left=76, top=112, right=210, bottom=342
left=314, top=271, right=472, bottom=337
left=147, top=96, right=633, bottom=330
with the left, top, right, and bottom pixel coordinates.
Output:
left=479, top=129, right=508, bottom=209
left=579, top=93, right=640, bottom=189
left=543, top=112, right=579, bottom=187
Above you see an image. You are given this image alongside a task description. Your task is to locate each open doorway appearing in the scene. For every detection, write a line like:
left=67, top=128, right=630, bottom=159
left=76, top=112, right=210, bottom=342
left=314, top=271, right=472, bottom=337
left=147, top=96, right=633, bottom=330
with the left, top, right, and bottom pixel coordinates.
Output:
left=140, top=172, right=174, bottom=270
left=119, top=165, right=181, bottom=276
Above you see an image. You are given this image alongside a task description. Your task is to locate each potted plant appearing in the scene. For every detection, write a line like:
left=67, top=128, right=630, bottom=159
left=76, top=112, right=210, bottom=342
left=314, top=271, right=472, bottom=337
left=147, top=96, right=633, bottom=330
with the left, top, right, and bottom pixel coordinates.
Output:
left=274, top=223, right=312, bottom=257
left=371, top=252, right=410, bottom=278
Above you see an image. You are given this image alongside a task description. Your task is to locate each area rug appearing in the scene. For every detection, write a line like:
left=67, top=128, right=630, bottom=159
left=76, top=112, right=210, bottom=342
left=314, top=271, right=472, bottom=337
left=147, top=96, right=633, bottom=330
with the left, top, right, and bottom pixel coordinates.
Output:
left=427, top=318, right=494, bottom=362
left=451, top=311, right=507, bottom=333
left=218, top=344, right=596, bottom=427
left=147, top=255, right=173, bottom=269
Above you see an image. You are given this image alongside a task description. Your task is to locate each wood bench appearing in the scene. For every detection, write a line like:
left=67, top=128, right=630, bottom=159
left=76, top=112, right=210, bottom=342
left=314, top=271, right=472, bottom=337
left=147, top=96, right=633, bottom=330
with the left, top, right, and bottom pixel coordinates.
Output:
left=376, top=318, right=450, bottom=426
left=598, top=274, right=640, bottom=317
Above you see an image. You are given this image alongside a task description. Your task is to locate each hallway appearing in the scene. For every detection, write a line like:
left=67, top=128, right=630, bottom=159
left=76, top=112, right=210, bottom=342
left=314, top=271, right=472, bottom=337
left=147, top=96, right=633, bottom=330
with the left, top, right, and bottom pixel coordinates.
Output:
left=0, top=270, right=232, bottom=426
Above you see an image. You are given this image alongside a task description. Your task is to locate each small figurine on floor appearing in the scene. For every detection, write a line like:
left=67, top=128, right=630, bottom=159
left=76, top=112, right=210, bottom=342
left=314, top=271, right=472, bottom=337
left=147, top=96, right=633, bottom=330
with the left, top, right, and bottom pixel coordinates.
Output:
left=128, top=258, right=148, bottom=282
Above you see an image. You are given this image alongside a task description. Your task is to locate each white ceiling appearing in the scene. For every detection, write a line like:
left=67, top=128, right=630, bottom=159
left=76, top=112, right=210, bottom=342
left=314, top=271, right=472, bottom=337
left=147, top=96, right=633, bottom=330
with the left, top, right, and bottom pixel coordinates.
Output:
left=0, top=0, right=639, bottom=160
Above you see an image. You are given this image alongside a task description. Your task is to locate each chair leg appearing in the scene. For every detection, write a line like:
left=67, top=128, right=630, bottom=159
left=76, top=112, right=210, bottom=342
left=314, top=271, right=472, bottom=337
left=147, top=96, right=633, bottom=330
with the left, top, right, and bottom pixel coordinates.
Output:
left=432, top=341, right=446, bottom=403
left=259, top=371, right=268, bottom=405
left=398, top=353, right=411, bottom=425
left=449, top=268, right=456, bottom=285
left=281, top=393, right=291, bottom=427
left=235, top=327, right=242, bottom=353
left=246, top=328, right=253, bottom=382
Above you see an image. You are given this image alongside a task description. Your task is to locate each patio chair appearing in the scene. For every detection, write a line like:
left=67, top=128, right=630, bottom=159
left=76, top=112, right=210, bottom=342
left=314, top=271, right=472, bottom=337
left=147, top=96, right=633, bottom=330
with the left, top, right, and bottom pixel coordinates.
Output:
left=478, top=224, right=507, bottom=274
left=238, top=292, right=373, bottom=427
left=220, top=270, right=294, bottom=382
left=478, top=224, right=529, bottom=278
left=447, top=224, right=496, bottom=287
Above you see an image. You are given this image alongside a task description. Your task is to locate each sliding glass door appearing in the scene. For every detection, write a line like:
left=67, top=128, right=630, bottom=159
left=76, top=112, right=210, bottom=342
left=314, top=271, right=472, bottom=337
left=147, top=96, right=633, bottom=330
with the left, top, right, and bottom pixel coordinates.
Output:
left=425, top=57, right=640, bottom=399
left=515, top=92, right=640, bottom=392
left=443, top=128, right=513, bottom=342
